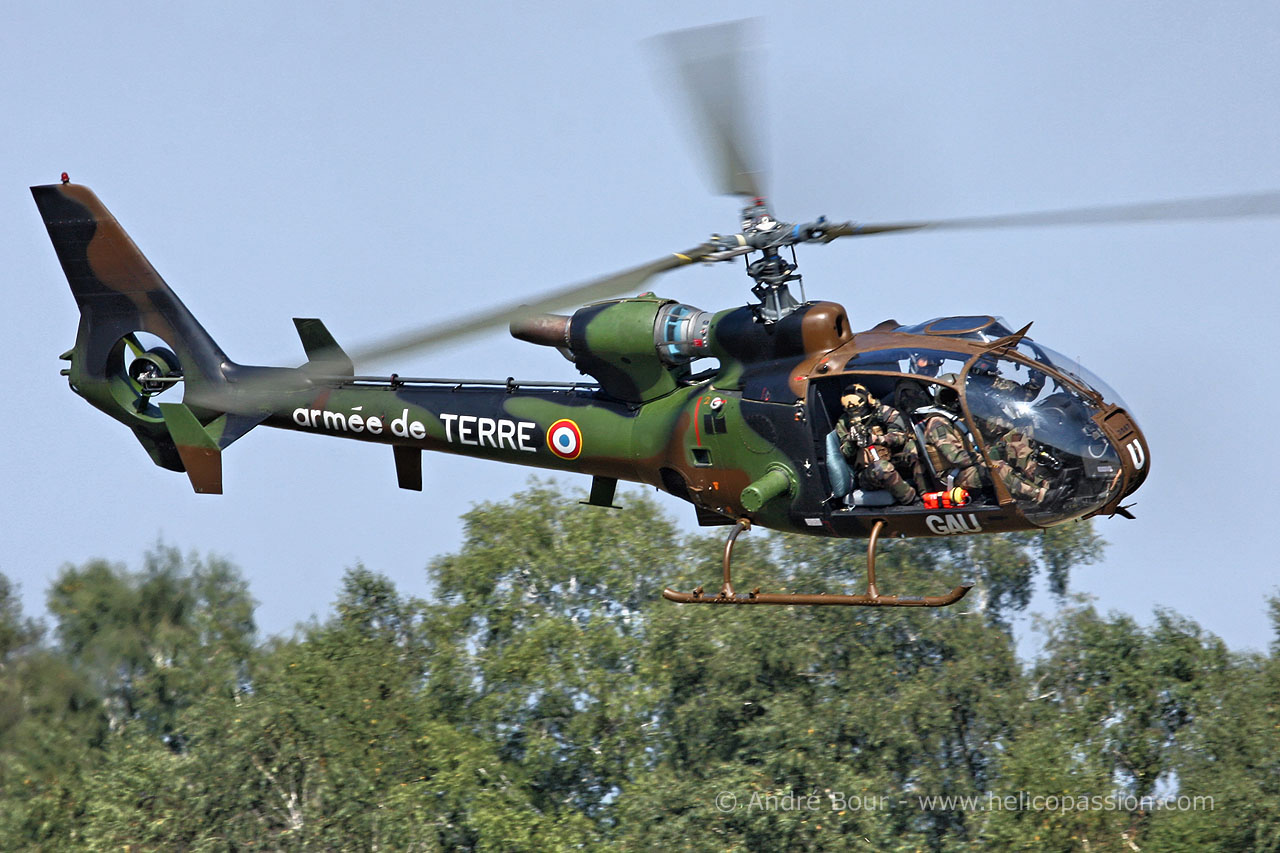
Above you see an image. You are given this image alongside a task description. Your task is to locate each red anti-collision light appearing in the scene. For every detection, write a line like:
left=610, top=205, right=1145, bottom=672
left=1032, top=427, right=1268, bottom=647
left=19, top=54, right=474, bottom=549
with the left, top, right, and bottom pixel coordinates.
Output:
left=60, top=172, right=69, bottom=184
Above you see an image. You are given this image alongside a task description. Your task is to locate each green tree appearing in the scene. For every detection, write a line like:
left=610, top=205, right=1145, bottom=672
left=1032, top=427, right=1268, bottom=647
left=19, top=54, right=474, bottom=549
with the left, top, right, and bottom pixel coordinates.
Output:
left=615, top=532, right=1063, bottom=852
left=46, top=545, right=256, bottom=745
left=424, top=482, right=685, bottom=821
left=1140, top=596, right=1280, bottom=852
left=78, top=566, right=597, bottom=850
left=6, top=483, right=1273, bottom=852
left=983, top=601, right=1254, bottom=851
left=0, top=572, right=107, bottom=846
left=414, top=484, right=1113, bottom=851
left=0, top=572, right=44, bottom=736
left=0, top=548, right=257, bottom=846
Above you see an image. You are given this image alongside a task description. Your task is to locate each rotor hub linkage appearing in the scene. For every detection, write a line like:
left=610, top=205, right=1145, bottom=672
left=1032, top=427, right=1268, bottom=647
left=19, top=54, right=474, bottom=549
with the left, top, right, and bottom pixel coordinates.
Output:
left=704, top=200, right=847, bottom=322
left=662, top=519, right=973, bottom=607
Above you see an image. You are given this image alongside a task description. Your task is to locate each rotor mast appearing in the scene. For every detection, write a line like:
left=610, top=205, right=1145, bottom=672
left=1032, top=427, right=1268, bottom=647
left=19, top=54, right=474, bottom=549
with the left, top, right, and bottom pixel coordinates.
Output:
left=704, top=196, right=849, bottom=322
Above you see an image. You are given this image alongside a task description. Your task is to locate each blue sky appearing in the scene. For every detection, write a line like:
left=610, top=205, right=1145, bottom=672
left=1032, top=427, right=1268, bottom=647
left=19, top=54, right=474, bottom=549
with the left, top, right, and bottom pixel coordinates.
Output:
left=3, top=2, right=1278, bottom=652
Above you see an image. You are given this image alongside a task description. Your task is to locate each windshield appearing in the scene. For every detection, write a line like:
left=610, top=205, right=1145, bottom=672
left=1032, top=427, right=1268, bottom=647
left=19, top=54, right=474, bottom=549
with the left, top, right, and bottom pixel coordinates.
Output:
left=1012, top=340, right=1131, bottom=412
left=964, top=352, right=1124, bottom=525
left=891, top=318, right=1132, bottom=412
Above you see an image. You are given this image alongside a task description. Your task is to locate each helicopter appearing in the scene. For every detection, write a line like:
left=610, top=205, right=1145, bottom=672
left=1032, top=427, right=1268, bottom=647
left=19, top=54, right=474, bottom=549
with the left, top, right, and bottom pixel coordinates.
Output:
left=31, top=23, right=1280, bottom=608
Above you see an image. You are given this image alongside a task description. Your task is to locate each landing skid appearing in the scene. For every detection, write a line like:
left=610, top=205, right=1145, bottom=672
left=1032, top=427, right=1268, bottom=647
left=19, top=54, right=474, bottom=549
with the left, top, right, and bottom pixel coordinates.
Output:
left=662, top=519, right=973, bottom=607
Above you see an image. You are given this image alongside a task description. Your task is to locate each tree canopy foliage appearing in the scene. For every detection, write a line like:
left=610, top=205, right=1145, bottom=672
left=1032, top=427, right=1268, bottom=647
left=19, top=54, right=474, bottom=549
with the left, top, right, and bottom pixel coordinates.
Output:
left=1, top=483, right=1276, bottom=850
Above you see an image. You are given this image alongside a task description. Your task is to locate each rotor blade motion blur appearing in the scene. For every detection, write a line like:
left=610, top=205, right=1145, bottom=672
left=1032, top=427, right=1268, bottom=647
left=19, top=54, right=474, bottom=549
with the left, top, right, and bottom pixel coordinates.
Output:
left=819, top=190, right=1280, bottom=241
left=343, top=244, right=715, bottom=367
left=648, top=19, right=766, bottom=199
left=216, top=243, right=715, bottom=409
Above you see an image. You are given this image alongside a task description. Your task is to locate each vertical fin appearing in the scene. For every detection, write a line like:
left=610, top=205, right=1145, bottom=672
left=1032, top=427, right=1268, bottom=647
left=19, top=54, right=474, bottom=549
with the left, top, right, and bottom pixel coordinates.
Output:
left=204, top=411, right=270, bottom=450
left=294, top=318, right=354, bottom=377
left=31, top=183, right=230, bottom=390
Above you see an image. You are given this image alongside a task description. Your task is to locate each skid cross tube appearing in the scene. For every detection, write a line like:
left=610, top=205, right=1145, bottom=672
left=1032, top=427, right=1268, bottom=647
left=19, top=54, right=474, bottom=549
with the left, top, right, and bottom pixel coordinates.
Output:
left=662, top=519, right=973, bottom=607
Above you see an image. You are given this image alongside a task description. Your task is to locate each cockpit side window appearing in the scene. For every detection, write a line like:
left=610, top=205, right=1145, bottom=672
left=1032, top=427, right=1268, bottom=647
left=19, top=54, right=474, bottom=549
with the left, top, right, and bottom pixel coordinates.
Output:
left=816, top=373, right=992, bottom=507
left=814, top=338, right=1131, bottom=522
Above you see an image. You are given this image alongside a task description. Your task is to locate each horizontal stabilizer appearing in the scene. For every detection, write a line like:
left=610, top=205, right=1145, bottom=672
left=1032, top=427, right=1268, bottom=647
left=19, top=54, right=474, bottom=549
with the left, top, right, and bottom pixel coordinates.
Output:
left=210, top=411, right=269, bottom=450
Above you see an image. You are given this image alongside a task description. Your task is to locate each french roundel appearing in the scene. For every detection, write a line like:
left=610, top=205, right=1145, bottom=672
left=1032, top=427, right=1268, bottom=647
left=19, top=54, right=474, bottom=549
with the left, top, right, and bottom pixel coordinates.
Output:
left=546, top=419, right=583, bottom=459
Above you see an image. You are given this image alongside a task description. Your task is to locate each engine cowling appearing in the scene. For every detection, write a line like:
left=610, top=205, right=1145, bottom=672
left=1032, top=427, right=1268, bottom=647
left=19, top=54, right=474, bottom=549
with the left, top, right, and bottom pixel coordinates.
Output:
left=511, top=296, right=712, bottom=402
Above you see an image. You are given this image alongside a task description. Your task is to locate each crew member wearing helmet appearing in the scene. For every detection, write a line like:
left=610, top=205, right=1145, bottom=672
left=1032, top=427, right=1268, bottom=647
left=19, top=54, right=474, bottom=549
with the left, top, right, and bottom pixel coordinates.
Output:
left=911, top=353, right=943, bottom=377
left=990, top=424, right=1068, bottom=505
left=893, top=379, right=933, bottom=419
left=836, top=383, right=919, bottom=505
left=969, top=353, right=1045, bottom=403
left=918, top=385, right=984, bottom=491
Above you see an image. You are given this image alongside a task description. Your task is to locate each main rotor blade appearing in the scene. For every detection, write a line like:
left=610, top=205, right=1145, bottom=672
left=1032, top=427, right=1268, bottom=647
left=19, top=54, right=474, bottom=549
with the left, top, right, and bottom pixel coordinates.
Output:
left=342, top=244, right=715, bottom=367
left=216, top=244, right=715, bottom=408
left=648, top=20, right=767, bottom=200
left=819, top=190, right=1280, bottom=241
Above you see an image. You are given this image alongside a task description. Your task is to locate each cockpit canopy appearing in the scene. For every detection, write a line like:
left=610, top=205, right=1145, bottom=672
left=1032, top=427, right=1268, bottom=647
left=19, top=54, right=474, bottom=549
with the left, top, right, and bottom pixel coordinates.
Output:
left=960, top=349, right=1124, bottom=523
left=894, top=315, right=1016, bottom=339
left=820, top=317, right=1132, bottom=524
left=884, top=315, right=1131, bottom=411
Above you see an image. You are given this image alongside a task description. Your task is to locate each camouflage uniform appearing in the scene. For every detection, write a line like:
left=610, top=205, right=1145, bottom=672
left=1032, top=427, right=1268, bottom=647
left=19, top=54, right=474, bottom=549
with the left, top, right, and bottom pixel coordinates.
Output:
left=836, top=403, right=918, bottom=505
left=970, top=365, right=1044, bottom=403
left=968, top=361, right=1044, bottom=439
left=919, top=412, right=983, bottom=491
left=879, top=403, right=927, bottom=494
left=990, top=428, right=1050, bottom=502
left=863, top=402, right=924, bottom=486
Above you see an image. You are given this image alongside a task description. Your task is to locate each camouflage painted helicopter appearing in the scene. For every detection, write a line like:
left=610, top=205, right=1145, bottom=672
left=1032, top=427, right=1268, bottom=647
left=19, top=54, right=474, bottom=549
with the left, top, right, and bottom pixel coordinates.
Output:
left=32, top=25, right=1280, bottom=608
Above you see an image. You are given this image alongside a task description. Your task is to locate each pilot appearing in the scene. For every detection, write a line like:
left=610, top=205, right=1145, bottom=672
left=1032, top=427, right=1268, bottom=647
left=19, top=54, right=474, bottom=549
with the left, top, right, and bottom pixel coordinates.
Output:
left=894, top=379, right=933, bottom=418
left=918, top=386, right=984, bottom=491
left=990, top=424, right=1068, bottom=505
left=911, top=353, right=943, bottom=377
left=836, top=383, right=918, bottom=505
left=969, top=354, right=1045, bottom=403
left=891, top=380, right=935, bottom=492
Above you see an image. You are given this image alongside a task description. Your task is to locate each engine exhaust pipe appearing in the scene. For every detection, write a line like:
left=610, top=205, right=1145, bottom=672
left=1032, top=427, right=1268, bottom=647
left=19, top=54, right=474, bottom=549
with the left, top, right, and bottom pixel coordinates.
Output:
left=510, top=312, right=572, bottom=349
